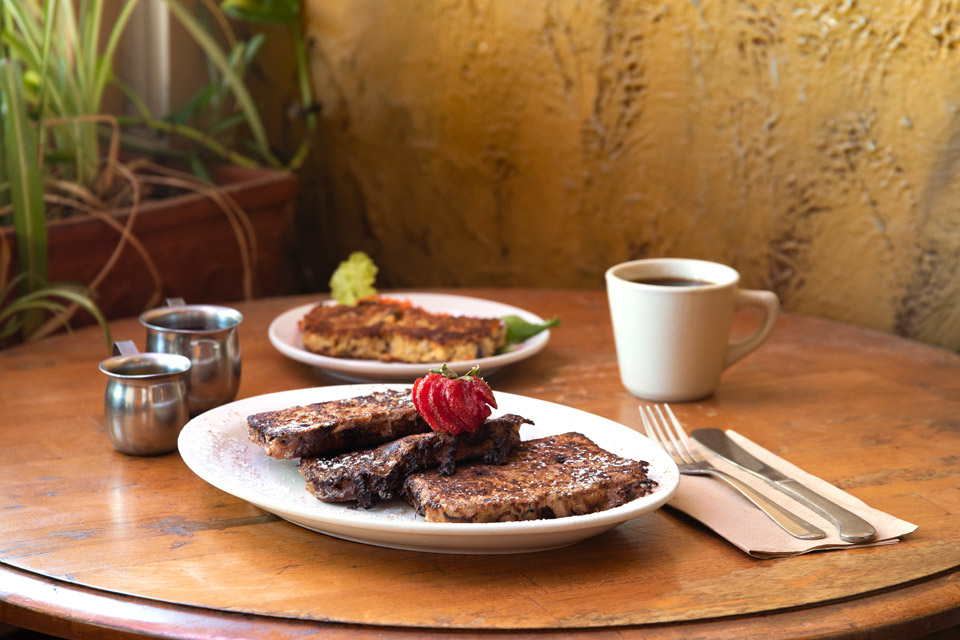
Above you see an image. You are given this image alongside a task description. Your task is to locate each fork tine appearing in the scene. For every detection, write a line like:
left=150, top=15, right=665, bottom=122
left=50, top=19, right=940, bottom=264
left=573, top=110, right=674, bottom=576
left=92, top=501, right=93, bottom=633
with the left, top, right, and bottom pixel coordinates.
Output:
left=639, top=406, right=657, bottom=442
left=639, top=406, right=665, bottom=452
left=661, top=404, right=698, bottom=461
left=652, top=404, right=687, bottom=462
left=642, top=405, right=686, bottom=464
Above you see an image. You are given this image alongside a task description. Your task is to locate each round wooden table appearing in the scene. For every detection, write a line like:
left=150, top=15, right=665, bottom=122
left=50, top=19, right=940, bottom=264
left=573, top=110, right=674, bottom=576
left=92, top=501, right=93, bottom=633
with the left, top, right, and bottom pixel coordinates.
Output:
left=1, top=289, right=958, bottom=639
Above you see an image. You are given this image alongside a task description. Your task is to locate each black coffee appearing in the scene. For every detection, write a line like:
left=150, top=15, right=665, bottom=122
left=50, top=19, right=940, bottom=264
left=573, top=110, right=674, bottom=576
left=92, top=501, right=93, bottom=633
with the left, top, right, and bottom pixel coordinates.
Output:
left=630, top=277, right=712, bottom=287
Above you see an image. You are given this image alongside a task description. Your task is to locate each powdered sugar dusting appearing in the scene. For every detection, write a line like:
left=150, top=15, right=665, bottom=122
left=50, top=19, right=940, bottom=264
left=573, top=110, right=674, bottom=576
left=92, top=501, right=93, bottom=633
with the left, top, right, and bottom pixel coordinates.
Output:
left=177, top=385, right=679, bottom=552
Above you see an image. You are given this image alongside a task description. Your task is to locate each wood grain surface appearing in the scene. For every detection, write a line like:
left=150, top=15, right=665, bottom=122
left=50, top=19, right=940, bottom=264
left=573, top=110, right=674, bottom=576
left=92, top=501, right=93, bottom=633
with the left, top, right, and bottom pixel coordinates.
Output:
left=1, top=289, right=958, bottom=639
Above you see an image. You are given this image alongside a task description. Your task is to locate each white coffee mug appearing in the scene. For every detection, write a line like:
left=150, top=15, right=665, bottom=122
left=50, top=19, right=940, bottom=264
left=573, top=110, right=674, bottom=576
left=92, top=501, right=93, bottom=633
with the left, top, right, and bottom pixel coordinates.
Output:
left=605, top=258, right=779, bottom=402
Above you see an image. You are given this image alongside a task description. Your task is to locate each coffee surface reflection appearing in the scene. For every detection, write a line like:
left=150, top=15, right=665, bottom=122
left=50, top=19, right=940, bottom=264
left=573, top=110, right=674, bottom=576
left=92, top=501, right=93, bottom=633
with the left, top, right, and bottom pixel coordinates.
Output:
left=629, top=277, right=712, bottom=287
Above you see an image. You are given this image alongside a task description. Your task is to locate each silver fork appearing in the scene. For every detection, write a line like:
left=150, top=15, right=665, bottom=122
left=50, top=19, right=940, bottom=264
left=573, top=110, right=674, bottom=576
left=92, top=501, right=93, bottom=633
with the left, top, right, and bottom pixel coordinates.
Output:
left=640, top=404, right=826, bottom=540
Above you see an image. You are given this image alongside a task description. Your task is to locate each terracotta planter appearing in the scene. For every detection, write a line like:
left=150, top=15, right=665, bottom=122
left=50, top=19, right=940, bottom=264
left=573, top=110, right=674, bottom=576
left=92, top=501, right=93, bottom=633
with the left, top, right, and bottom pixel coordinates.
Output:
left=2, top=165, right=297, bottom=325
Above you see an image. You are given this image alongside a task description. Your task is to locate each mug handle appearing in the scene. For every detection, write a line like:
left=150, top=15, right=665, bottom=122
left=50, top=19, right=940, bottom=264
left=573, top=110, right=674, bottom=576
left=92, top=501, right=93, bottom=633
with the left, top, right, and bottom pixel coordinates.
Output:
left=724, top=289, right=780, bottom=369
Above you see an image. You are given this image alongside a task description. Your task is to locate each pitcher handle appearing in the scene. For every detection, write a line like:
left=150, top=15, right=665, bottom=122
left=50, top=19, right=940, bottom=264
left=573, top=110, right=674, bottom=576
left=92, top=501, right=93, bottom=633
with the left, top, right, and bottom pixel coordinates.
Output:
left=112, top=340, right=139, bottom=357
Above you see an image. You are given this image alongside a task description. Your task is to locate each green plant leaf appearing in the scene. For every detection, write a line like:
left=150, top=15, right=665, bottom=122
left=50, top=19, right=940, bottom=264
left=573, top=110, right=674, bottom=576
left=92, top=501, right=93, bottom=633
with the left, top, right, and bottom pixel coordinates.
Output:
left=0, top=284, right=112, bottom=347
left=188, top=154, right=214, bottom=182
left=329, top=251, right=378, bottom=306
left=285, top=25, right=314, bottom=169
left=35, top=0, right=56, bottom=118
left=38, top=285, right=112, bottom=347
left=166, top=0, right=281, bottom=168
left=206, top=112, right=246, bottom=137
left=241, top=32, right=267, bottom=66
left=79, top=0, right=103, bottom=109
left=2, top=0, right=101, bottom=188
left=0, top=298, right=67, bottom=340
left=0, top=59, right=48, bottom=334
left=221, top=0, right=301, bottom=24
left=92, top=0, right=141, bottom=110
left=166, top=83, right=216, bottom=125
left=0, top=146, right=6, bottom=216
left=1, top=2, right=44, bottom=63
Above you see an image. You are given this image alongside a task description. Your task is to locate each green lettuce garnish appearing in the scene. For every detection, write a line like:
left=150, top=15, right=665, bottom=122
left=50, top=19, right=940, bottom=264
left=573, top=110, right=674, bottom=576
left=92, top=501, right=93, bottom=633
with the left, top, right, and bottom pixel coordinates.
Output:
left=328, top=252, right=560, bottom=347
left=501, top=315, right=560, bottom=350
left=329, top=251, right=378, bottom=305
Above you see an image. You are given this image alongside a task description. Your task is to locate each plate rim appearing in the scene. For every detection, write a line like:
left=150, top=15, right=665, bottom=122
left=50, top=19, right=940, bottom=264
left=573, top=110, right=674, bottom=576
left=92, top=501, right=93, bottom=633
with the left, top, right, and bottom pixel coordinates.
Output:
left=177, top=384, right=680, bottom=551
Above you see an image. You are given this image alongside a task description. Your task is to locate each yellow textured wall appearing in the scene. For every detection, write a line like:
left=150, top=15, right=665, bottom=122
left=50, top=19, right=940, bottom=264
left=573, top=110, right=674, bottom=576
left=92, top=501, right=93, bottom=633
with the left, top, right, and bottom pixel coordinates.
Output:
left=273, top=0, right=960, bottom=351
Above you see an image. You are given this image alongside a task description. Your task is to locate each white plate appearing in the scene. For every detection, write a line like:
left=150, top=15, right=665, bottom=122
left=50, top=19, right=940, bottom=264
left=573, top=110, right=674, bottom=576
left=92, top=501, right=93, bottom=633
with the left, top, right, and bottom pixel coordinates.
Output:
left=178, top=385, right=680, bottom=554
left=267, top=293, right=552, bottom=382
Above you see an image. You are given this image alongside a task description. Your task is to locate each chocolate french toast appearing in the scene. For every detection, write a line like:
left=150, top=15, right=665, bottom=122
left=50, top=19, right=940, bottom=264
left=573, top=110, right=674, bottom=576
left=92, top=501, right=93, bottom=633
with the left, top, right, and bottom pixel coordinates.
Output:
left=402, top=432, right=657, bottom=523
left=299, top=414, right=529, bottom=509
left=247, top=371, right=656, bottom=526
left=299, top=298, right=507, bottom=363
left=247, top=389, right=429, bottom=459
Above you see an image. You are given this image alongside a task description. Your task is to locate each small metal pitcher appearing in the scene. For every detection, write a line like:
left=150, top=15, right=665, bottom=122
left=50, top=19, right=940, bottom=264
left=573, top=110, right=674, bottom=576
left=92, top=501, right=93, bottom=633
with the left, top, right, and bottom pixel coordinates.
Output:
left=99, top=341, right=192, bottom=456
left=139, top=298, right=243, bottom=415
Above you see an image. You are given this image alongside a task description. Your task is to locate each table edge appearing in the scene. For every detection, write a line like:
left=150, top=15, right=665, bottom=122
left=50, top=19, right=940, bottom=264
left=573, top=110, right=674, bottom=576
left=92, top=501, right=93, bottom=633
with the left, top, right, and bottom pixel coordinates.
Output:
left=3, top=561, right=958, bottom=640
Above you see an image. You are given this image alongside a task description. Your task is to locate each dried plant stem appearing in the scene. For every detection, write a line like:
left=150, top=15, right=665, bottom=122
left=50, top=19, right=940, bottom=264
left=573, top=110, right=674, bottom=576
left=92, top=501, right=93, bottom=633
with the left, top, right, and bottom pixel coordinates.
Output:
left=43, top=115, right=123, bottom=195
left=28, top=160, right=156, bottom=342
left=129, top=159, right=258, bottom=300
left=24, top=109, right=259, bottom=339
left=45, top=179, right=110, bottom=213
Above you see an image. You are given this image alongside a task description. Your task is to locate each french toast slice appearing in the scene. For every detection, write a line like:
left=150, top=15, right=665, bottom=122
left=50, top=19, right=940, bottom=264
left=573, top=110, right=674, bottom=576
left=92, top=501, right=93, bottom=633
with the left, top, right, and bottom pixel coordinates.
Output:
left=402, top=432, right=658, bottom=523
left=299, top=414, right=530, bottom=509
left=247, top=389, right=429, bottom=459
left=299, top=299, right=401, bottom=360
left=300, top=298, right=507, bottom=363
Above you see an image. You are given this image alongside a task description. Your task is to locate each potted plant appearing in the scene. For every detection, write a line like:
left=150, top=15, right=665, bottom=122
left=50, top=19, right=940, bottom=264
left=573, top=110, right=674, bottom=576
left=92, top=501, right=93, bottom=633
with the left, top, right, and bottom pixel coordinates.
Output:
left=0, top=0, right=312, bottom=347
left=0, top=59, right=110, bottom=346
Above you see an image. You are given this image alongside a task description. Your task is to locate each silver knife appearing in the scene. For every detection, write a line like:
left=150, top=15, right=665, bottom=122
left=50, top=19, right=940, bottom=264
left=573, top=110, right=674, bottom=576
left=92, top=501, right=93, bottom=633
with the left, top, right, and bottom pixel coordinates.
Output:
left=691, top=428, right=877, bottom=543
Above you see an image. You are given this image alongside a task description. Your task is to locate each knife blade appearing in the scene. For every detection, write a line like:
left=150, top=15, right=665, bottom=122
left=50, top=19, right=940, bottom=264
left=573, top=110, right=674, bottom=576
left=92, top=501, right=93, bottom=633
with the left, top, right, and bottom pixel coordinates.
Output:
left=691, top=428, right=877, bottom=543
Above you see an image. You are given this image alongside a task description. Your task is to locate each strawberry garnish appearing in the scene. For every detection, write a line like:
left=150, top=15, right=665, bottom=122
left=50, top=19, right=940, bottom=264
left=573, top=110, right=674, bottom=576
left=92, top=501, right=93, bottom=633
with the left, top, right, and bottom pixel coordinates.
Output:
left=412, top=364, right=497, bottom=435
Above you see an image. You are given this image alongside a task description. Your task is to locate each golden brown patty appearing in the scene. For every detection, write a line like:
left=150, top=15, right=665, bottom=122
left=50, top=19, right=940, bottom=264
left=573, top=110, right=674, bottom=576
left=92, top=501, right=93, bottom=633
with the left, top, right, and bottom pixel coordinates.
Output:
left=300, top=298, right=507, bottom=363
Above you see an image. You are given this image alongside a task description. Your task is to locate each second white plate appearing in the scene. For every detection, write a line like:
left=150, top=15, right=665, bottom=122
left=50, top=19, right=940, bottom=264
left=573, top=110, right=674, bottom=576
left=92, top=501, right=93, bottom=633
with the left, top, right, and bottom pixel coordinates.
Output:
left=178, top=385, right=680, bottom=554
left=267, top=293, right=552, bottom=382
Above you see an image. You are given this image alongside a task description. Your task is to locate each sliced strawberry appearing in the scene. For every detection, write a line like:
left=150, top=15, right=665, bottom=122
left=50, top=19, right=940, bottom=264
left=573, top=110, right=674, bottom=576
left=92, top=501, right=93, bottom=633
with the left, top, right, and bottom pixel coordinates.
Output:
left=416, top=376, right=445, bottom=432
left=444, top=379, right=484, bottom=432
left=466, top=375, right=497, bottom=409
left=411, top=375, right=430, bottom=418
left=428, top=377, right=472, bottom=434
left=456, top=375, right=494, bottom=429
left=411, top=376, right=422, bottom=408
left=413, top=375, right=447, bottom=432
left=470, top=391, right=494, bottom=424
left=411, top=365, right=498, bottom=435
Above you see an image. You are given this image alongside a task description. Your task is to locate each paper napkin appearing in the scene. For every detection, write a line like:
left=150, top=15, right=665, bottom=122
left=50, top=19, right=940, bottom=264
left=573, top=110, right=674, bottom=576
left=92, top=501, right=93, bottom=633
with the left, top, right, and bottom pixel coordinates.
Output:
left=666, top=430, right=918, bottom=559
